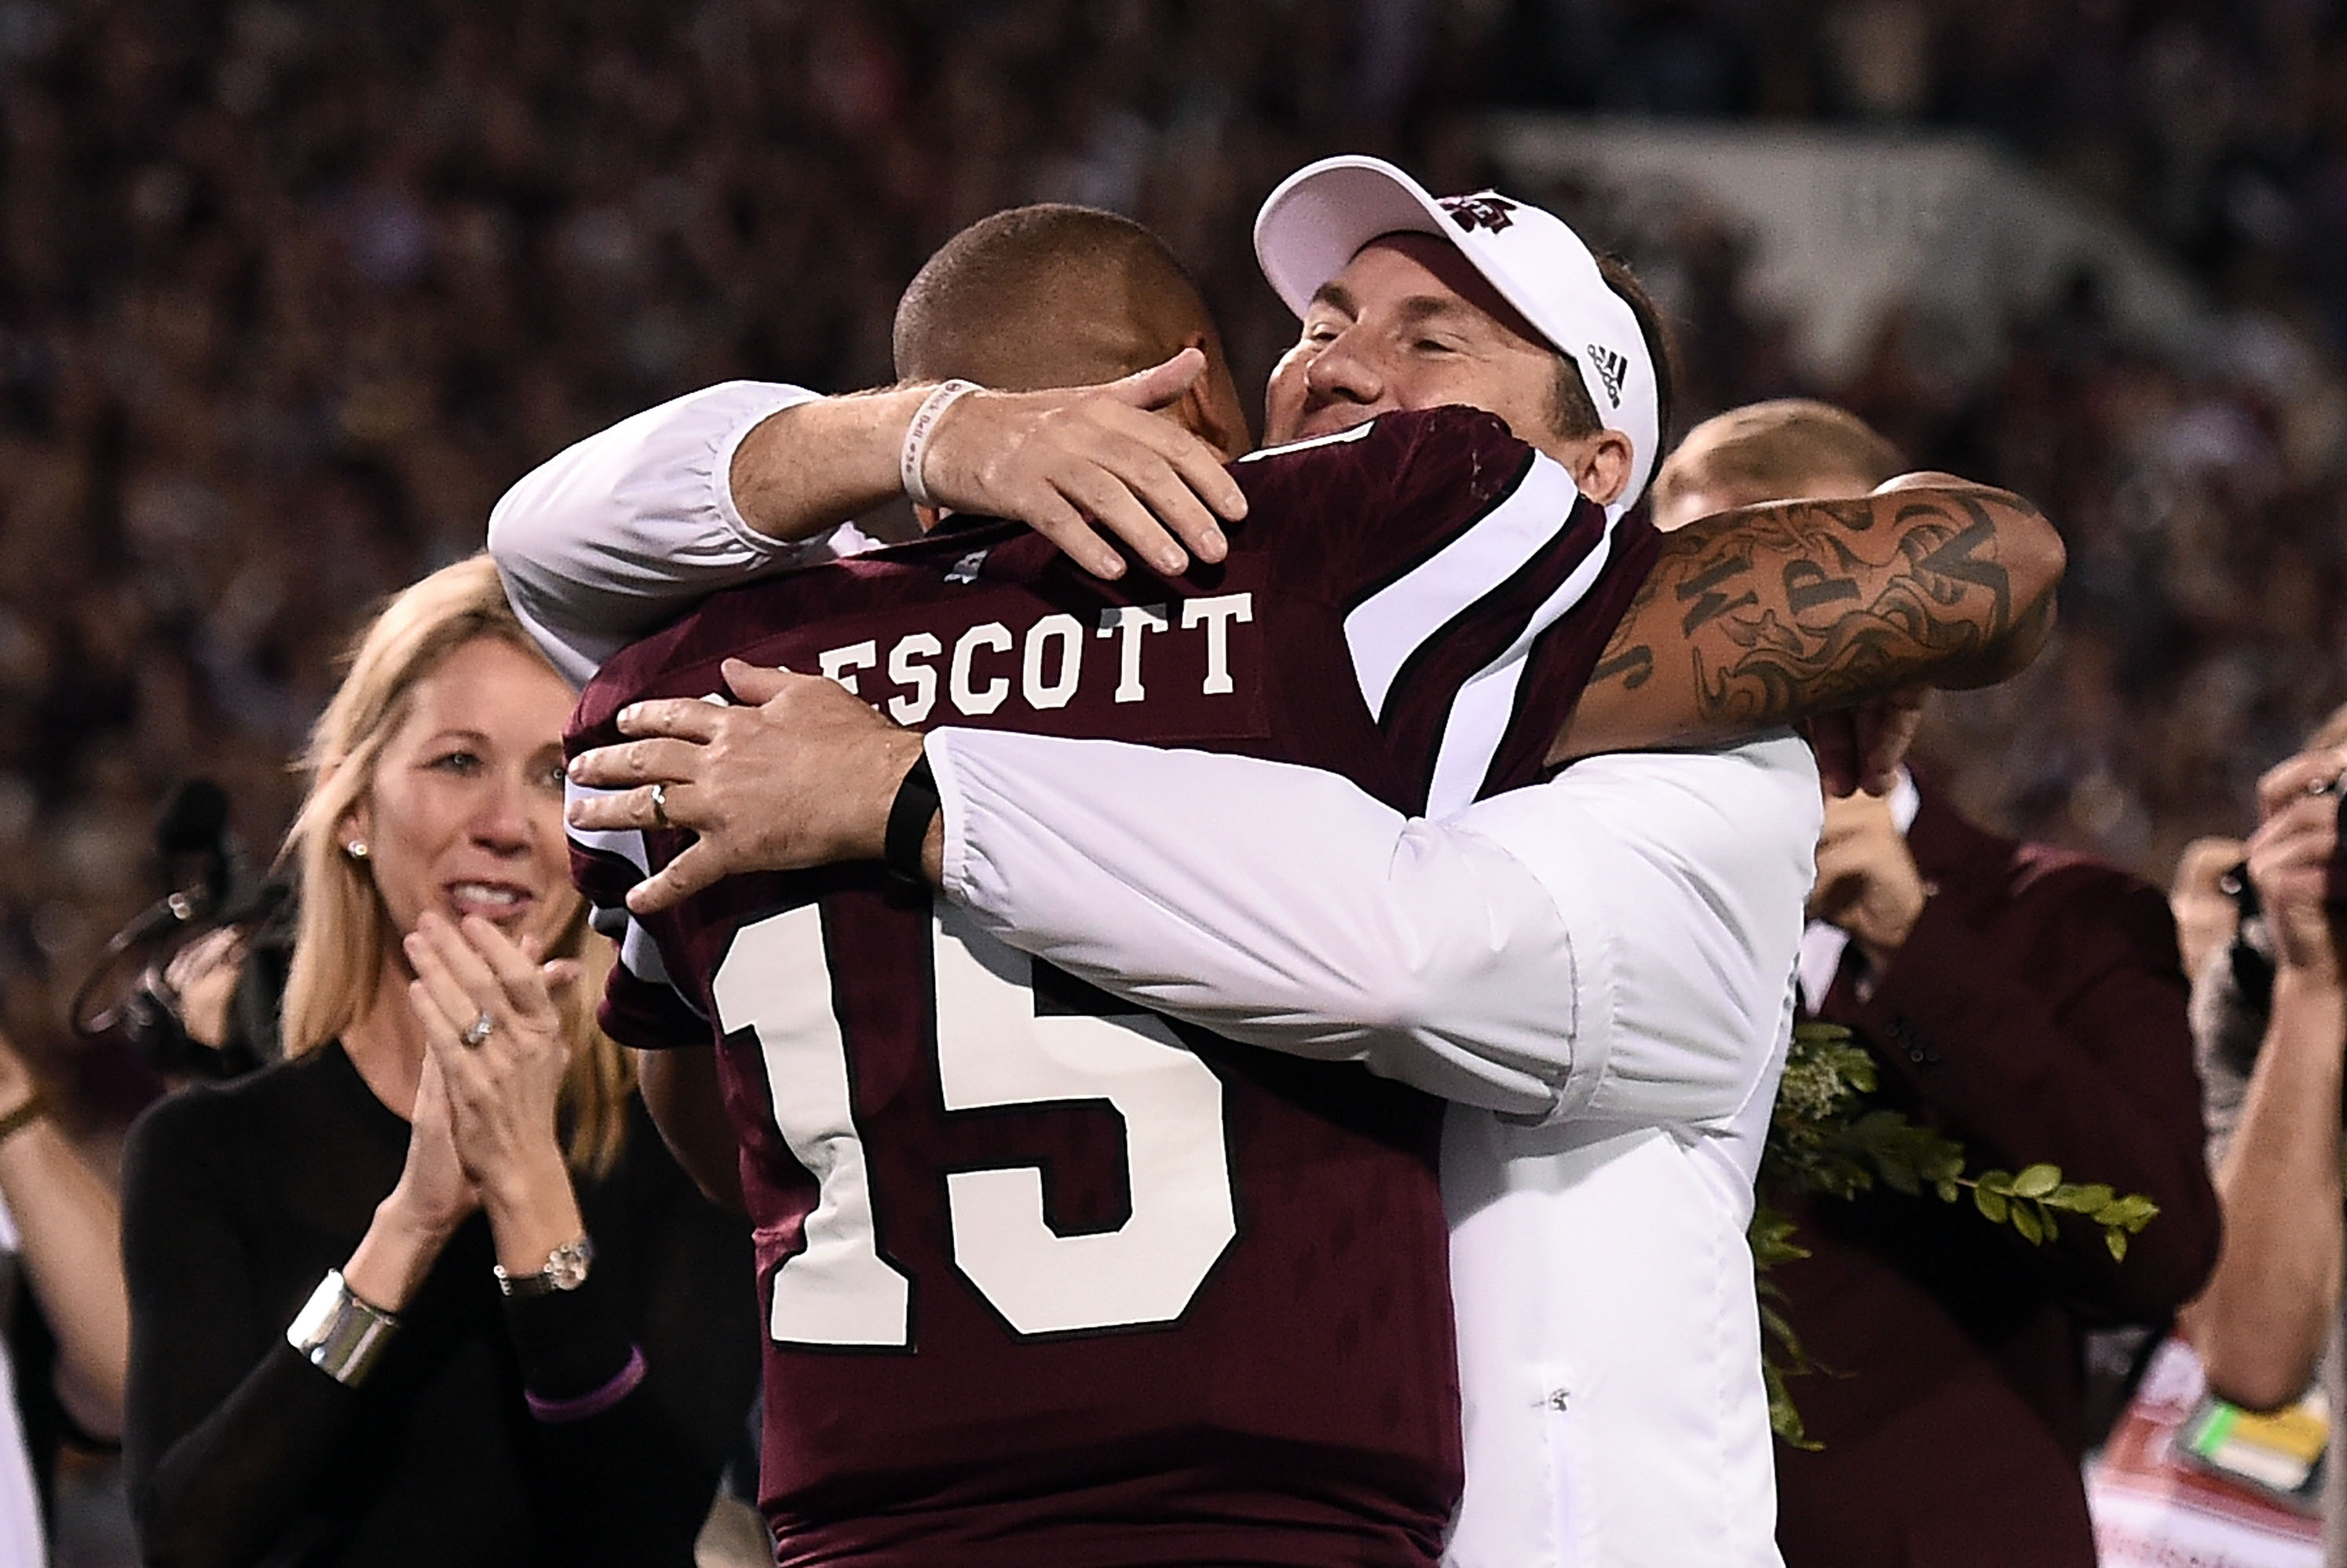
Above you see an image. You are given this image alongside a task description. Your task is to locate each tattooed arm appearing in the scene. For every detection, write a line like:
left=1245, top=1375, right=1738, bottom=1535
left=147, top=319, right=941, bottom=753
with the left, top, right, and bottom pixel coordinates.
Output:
left=1549, top=482, right=2064, bottom=764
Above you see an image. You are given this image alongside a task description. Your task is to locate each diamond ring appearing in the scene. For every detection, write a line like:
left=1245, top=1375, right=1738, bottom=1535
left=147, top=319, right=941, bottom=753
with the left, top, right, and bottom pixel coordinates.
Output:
left=650, top=780, right=672, bottom=830
left=461, top=1011, right=496, bottom=1047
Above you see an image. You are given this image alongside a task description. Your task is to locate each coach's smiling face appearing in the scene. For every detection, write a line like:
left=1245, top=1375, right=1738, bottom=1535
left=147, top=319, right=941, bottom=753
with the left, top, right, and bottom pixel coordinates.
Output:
left=1263, top=233, right=1631, bottom=506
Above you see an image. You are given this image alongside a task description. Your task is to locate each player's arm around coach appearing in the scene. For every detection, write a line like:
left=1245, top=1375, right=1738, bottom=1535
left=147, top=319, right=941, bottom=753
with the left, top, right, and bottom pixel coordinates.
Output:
left=528, top=204, right=2058, bottom=1139
left=509, top=380, right=2060, bottom=1135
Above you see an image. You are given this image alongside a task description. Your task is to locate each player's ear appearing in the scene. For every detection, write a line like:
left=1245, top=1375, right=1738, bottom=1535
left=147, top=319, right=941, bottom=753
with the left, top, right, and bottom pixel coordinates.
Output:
left=1570, top=429, right=1635, bottom=508
left=913, top=503, right=944, bottom=532
left=1173, top=331, right=1250, bottom=462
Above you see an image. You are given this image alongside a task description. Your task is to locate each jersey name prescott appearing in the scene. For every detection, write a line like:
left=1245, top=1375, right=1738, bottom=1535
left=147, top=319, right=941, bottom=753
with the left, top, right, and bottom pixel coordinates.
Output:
left=566, top=406, right=1658, bottom=1566
left=813, top=590, right=1257, bottom=725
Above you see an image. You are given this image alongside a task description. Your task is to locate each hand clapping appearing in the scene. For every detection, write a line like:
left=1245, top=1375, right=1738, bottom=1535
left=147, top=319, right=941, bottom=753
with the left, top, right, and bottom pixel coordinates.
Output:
left=402, top=912, right=582, bottom=1226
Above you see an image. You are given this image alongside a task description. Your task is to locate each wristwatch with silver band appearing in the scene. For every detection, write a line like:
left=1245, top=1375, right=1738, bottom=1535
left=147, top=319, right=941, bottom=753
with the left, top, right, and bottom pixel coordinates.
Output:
left=495, top=1235, right=594, bottom=1298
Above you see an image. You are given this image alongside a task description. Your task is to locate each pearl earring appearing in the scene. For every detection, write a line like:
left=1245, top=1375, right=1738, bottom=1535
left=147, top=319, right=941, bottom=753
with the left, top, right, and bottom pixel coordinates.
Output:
left=345, top=840, right=369, bottom=861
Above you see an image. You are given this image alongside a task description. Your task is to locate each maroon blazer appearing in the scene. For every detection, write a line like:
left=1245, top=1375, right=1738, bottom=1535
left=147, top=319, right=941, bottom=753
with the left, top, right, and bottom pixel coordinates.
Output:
left=1773, top=787, right=2221, bottom=1568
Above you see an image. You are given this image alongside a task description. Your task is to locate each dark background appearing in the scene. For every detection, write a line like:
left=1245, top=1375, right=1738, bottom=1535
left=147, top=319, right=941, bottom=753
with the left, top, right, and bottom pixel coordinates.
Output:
left=8, top=2, right=2346, bottom=1559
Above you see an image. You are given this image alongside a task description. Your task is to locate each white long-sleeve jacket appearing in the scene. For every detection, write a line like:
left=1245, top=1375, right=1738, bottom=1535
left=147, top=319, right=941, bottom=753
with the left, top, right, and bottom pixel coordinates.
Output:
left=928, top=726, right=1815, bottom=1568
left=488, top=381, right=1818, bottom=1566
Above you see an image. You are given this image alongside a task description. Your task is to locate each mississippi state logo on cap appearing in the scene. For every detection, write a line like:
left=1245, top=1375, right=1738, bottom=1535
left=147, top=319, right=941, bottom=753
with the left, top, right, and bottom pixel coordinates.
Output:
left=1442, top=195, right=1519, bottom=234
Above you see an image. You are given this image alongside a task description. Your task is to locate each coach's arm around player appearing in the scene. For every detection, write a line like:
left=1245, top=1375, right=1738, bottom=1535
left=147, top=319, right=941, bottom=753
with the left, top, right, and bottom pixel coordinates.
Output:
left=572, top=660, right=1813, bottom=1126
left=488, top=360, right=2059, bottom=800
left=569, top=410, right=2071, bottom=1117
left=564, top=431, right=2061, bottom=1134
left=565, top=437, right=2060, bottom=1119
left=520, top=350, right=2062, bottom=1131
left=492, top=369, right=2058, bottom=792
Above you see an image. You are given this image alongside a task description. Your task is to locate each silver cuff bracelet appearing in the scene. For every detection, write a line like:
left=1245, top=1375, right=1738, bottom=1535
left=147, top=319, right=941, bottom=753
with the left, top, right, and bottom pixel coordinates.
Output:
left=286, top=1269, right=399, bottom=1387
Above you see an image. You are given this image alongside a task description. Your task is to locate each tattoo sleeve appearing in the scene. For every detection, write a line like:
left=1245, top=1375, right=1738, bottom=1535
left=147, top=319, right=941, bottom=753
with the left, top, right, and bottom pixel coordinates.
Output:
left=1549, top=485, right=2064, bottom=763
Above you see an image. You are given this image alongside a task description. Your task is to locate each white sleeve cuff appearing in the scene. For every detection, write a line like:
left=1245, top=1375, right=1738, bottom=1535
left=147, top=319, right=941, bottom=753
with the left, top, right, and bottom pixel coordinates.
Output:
left=488, top=380, right=825, bottom=685
left=707, top=386, right=824, bottom=561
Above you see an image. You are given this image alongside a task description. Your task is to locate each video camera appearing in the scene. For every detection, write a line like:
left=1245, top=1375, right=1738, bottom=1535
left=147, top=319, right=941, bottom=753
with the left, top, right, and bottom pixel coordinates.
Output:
left=69, top=779, right=291, bottom=1079
left=2216, top=784, right=2347, bottom=1015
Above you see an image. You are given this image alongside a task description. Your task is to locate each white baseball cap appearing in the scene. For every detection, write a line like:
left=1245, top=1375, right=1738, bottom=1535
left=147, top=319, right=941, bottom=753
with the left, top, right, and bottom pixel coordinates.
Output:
left=1253, top=154, right=1660, bottom=516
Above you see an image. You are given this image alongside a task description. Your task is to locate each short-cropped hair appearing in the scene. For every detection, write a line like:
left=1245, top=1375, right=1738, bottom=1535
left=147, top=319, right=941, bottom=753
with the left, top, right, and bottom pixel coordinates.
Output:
left=1654, top=399, right=1906, bottom=517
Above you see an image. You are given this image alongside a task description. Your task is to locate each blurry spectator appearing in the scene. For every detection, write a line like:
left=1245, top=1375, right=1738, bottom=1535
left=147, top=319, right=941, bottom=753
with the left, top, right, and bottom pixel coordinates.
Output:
left=1656, top=399, right=2221, bottom=1568
left=118, top=557, right=757, bottom=1567
left=0, top=1027, right=126, bottom=1565
left=2181, top=701, right=2347, bottom=1550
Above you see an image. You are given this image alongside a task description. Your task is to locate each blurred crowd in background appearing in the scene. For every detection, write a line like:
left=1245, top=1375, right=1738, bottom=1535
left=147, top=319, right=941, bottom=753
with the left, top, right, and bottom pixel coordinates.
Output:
left=0, top=0, right=2341, bottom=1130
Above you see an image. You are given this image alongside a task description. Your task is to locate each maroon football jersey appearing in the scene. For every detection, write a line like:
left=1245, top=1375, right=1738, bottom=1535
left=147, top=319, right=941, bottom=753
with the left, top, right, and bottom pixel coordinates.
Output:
left=566, top=407, right=1658, bottom=1566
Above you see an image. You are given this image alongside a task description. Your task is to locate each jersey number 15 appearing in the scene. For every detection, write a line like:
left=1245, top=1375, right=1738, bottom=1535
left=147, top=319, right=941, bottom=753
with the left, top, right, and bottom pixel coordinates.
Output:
left=711, top=900, right=1238, bottom=1345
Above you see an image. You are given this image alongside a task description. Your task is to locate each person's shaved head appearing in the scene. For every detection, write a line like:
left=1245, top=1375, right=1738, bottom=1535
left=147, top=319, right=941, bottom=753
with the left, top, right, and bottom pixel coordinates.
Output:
left=894, top=203, right=1252, bottom=457
left=1651, top=399, right=1906, bottom=532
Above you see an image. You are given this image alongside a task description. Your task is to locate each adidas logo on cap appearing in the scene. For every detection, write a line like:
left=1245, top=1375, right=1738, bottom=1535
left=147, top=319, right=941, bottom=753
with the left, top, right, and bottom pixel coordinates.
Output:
left=1586, top=344, right=1628, bottom=408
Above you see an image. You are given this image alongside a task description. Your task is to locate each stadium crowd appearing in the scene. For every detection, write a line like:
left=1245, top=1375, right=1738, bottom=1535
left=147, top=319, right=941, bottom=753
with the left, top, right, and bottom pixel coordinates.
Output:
left=0, top=1, right=2343, bottom=1563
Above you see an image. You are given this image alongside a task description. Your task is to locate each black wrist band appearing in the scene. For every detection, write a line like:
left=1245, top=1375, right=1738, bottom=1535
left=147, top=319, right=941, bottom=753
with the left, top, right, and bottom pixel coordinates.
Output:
left=883, top=752, right=941, bottom=883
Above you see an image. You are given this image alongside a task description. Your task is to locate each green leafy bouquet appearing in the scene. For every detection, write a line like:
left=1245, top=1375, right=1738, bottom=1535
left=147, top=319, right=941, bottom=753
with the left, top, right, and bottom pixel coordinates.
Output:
left=1753, top=1022, right=2160, bottom=1446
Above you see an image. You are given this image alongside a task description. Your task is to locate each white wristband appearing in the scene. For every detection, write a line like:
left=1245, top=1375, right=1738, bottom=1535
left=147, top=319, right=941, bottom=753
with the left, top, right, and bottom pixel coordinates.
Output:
left=899, top=378, right=980, bottom=509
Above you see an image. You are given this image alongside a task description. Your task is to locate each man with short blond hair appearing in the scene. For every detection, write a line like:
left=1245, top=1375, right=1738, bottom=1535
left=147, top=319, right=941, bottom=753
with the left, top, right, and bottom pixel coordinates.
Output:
left=1654, top=400, right=2218, bottom=1568
left=1649, top=397, right=1905, bottom=528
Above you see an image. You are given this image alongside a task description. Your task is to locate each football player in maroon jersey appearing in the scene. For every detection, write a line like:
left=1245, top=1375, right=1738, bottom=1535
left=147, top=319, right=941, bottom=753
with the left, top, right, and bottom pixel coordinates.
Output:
left=506, top=175, right=2061, bottom=1565
left=551, top=287, right=1665, bottom=1568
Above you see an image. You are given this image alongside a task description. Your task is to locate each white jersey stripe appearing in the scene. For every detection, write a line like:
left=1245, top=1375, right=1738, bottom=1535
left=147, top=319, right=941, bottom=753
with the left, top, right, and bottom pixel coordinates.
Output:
left=565, top=780, right=689, bottom=998
left=1343, top=452, right=1585, bottom=722
left=1233, top=419, right=1377, bottom=462
left=616, top=914, right=677, bottom=992
left=1421, top=527, right=1616, bottom=820
left=565, top=780, right=652, bottom=874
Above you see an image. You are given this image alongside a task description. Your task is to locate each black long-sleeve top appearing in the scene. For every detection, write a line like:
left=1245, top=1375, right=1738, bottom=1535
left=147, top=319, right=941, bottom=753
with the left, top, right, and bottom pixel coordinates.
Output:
left=121, top=1040, right=759, bottom=1568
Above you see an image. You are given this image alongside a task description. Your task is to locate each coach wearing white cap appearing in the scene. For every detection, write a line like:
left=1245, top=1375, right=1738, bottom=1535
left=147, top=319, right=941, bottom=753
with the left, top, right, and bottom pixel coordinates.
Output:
left=986, top=166, right=1795, bottom=1560
left=1252, top=155, right=1662, bottom=528
left=1223, top=155, right=1796, bottom=1566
